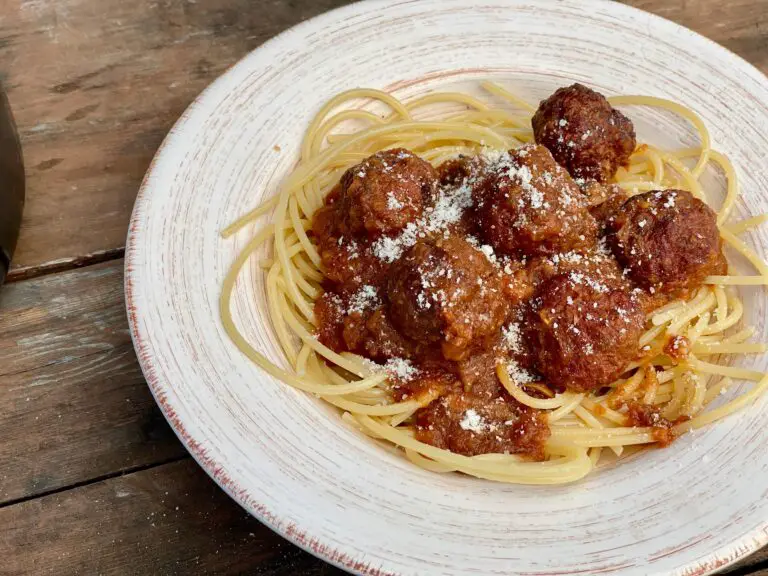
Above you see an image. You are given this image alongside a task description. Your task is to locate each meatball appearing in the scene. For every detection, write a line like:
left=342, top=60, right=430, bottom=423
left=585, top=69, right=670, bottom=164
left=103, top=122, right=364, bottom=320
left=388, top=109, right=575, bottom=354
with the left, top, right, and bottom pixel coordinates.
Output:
left=387, top=236, right=509, bottom=361
left=338, top=148, right=437, bottom=235
left=314, top=292, right=346, bottom=353
left=606, top=189, right=727, bottom=296
left=474, top=144, right=598, bottom=257
left=532, top=83, right=636, bottom=182
left=345, top=306, right=414, bottom=361
left=314, top=287, right=413, bottom=360
left=525, top=243, right=626, bottom=290
left=311, top=149, right=437, bottom=288
left=311, top=230, right=388, bottom=289
left=415, top=393, right=550, bottom=458
left=526, top=272, right=645, bottom=392
left=437, top=154, right=486, bottom=187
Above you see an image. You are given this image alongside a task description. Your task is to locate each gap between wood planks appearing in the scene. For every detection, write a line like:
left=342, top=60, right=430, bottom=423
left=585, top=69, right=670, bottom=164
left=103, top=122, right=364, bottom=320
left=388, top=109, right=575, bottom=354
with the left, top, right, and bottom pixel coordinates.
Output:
left=4, top=0, right=357, bottom=274
left=7, top=246, right=126, bottom=282
left=0, top=259, right=186, bottom=504
left=0, top=459, right=344, bottom=576
left=0, top=454, right=188, bottom=510
left=0, top=253, right=343, bottom=573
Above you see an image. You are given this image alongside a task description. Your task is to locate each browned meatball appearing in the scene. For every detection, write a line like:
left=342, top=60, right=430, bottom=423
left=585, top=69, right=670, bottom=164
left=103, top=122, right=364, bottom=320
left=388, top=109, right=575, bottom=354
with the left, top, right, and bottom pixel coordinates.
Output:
left=344, top=306, right=414, bottom=361
left=314, top=292, right=346, bottom=353
left=339, top=148, right=437, bottom=235
left=311, top=149, right=437, bottom=288
left=606, top=189, right=727, bottom=296
left=532, top=84, right=636, bottom=182
left=474, top=144, right=598, bottom=257
left=415, top=393, right=550, bottom=458
left=387, top=236, right=509, bottom=361
left=437, top=154, right=486, bottom=187
left=314, top=288, right=411, bottom=360
left=526, top=272, right=645, bottom=392
left=525, top=243, right=626, bottom=290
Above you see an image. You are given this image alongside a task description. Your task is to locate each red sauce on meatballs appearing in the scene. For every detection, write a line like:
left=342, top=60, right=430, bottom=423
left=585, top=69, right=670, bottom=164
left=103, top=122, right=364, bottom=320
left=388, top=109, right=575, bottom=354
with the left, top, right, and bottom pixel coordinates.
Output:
left=310, top=85, right=726, bottom=459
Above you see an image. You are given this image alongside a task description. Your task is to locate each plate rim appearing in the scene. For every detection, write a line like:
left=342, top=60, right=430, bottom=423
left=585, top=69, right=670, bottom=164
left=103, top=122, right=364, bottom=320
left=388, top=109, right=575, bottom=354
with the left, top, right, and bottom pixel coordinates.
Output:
left=124, top=1, right=768, bottom=574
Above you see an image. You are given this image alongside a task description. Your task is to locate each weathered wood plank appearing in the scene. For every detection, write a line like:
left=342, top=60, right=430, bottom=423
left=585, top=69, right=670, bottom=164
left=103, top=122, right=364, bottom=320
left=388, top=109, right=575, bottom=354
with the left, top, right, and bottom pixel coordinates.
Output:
left=0, top=260, right=127, bottom=373
left=740, top=567, right=768, bottom=576
left=0, top=260, right=185, bottom=503
left=0, top=459, right=346, bottom=576
left=0, top=0, right=353, bottom=276
left=725, top=552, right=768, bottom=575
left=623, top=0, right=768, bottom=76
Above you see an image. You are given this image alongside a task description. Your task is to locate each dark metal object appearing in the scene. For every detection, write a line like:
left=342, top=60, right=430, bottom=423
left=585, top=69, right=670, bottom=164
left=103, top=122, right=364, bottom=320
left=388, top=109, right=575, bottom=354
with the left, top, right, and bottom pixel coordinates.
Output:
left=0, top=85, right=24, bottom=285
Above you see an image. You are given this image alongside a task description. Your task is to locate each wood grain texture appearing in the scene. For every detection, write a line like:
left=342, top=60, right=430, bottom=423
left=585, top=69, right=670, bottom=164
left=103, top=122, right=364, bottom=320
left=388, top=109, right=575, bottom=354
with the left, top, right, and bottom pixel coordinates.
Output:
left=0, top=459, right=346, bottom=576
left=725, top=558, right=768, bottom=576
left=0, top=260, right=185, bottom=504
left=0, top=0, right=352, bottom=277
left=622, top=0, right=768, bottom=76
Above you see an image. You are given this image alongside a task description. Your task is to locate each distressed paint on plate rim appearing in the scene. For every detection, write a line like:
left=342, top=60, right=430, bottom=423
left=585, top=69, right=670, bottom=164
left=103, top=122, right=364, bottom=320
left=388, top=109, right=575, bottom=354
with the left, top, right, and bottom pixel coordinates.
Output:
left=124, top=1, right=768, bottom=574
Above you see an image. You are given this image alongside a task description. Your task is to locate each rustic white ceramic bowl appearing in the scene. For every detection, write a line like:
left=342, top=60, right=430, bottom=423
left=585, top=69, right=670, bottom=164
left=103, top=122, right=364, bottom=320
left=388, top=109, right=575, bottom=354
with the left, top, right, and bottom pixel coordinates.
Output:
left=126, top=1, right=768, bottom=574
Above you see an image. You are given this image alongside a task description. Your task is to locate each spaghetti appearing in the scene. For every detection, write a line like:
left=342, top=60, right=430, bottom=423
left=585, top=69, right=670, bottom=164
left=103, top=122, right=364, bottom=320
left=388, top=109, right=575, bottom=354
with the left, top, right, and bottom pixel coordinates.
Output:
left=220, top=83, right=768, bottom=484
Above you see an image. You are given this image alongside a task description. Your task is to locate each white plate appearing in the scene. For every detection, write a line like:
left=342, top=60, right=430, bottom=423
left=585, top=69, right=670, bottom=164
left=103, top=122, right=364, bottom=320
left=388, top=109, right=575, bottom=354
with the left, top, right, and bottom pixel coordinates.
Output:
left=125, top=1, right=768, bottom=574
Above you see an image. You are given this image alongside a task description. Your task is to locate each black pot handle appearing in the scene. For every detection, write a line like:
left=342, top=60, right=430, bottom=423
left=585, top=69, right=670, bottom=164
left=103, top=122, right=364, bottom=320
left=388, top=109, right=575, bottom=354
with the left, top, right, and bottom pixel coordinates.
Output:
left=0, top=83, right=25, bottom=285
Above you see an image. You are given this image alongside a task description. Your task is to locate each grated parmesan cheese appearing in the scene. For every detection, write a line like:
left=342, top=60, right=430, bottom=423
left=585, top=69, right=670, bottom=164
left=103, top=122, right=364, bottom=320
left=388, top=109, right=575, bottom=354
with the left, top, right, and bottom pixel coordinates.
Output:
left=479, top=244, right=497, bottom=265
left=459, top=409, right=487, bottom=433
left=371, top=180, right=474, bottom=263
left=384, top=358, right=419, bottom=381
left=387, top=192, right=404, bottom=210
left=364, top=357, right=420, bottom=382
left=480, top=147, right=506, bottom=164
left=502, top=322, right=522, bottom=353
left=347, top=285, right=380, bottom=315
left=507, top=360, right=536, bottom=384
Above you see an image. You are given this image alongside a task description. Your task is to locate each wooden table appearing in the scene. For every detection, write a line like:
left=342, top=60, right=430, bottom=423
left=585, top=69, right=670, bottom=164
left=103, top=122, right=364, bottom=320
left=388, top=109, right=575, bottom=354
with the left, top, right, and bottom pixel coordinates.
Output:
left=1, top=1, right=766, bottom=573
